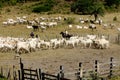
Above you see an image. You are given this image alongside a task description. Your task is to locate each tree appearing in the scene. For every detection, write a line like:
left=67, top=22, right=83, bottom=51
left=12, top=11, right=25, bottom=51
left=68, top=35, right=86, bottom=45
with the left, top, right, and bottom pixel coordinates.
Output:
left=71, top=0, right=105, bottom=20
left=105, top=0, right=120, bottom=9
left=71, top=0, right=93, bottom=14
left=90, top=1, right=105, bottom=21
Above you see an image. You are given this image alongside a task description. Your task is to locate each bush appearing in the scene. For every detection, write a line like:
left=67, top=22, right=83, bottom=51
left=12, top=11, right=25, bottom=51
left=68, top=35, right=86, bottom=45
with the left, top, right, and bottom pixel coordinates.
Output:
left=113, top=16, right=117, bottom=21
left=6, top=8, right=11, bottom=12
left=64, top=17, right=75, bottom=24
left=32, top=5, right=51, bottom=13
left=10, top=0, right=17, bottom=5
left=0, top=74, right=7, bottom=80
left=32, top=0, right=56, bottom=13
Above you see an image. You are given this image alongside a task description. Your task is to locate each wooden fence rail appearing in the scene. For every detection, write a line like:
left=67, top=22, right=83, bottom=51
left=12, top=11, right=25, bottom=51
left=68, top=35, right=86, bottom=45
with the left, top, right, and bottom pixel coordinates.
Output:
left=19, top=58, right=39, bottom=80
left=41, top=73, right=60, bottom=80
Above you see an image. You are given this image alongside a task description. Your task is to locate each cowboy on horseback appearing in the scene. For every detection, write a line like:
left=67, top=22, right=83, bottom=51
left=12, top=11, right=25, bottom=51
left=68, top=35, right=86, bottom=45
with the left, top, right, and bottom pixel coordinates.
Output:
left=30, top=32, right=34, bottom=38
left=60, top=30, right=72, bottom=40
left=65, top=30, right=68, bottom=35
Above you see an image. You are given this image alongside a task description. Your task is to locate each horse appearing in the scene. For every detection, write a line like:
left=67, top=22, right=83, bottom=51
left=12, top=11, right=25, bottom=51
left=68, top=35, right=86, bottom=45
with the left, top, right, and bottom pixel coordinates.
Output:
left=32, top=25, right=39, bottom=31
left=60, top=32, right=73, bottom=39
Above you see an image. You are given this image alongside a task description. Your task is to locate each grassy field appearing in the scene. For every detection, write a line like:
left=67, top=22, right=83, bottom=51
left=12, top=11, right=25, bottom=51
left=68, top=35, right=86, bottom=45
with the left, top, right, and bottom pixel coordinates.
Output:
left=0, top=3, right=120, bottom=39
left=0, top=12, right=120, bottom=39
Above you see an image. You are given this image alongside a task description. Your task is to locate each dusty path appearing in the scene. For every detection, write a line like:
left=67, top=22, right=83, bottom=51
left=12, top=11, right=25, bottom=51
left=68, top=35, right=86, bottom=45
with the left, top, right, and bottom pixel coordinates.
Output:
left=0, top=43, right=120, bottom=79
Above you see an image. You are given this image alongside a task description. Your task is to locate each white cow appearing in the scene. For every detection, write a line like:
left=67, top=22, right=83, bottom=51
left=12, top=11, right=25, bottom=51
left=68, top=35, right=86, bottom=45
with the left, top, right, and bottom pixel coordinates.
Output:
left=65, top=39, right=77, bottom=48
left=52, top=38, right=65, bottom=49
left=80, top=38, right=93, bottom=48
left=40, top=40, right=51, bottom=49
left=93, top=38, right=109, bottom=49
left=28, top=38, right=39, bottom=51
left=76, top=25, right=83, bottom=29
left=16, top=41, right=30, bottom=53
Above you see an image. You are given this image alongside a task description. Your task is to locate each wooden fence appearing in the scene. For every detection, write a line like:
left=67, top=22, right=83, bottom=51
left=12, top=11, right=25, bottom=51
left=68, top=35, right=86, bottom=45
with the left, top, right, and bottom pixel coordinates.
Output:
left=0, top=64, right=18, bottom=80
left=0, top=57, right=120, bottom=80
left=18, top=58, right=39, bottom=80
left=18, top=59, right=71, bottom=80
left=116, top=34, right=120, bottom=44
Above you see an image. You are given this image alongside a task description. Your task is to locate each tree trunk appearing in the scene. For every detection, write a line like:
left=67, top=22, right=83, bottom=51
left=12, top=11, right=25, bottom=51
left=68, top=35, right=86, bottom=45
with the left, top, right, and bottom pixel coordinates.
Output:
left=94, top=14, right=98, bottom=21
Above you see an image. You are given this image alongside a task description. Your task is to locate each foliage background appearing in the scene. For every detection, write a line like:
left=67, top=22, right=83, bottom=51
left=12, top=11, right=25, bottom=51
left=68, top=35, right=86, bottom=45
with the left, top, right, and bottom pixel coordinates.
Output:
left=0, top=0, right=120, bottom=14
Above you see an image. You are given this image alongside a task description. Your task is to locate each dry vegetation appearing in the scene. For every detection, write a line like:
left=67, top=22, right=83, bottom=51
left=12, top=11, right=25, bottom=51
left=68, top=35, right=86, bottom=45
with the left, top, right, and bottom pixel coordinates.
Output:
left=0, top=12, right=120, bottom=38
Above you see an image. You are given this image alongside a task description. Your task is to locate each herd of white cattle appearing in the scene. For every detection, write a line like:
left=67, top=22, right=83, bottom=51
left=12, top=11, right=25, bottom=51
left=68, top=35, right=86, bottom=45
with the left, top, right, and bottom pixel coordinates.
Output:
left=2, top=16, right=61, bottom=30
left=1, top=15, right=117, bottom=54
left=2, top=15, right=116, bottom=30
left=0, top=34, right=109, bottom=53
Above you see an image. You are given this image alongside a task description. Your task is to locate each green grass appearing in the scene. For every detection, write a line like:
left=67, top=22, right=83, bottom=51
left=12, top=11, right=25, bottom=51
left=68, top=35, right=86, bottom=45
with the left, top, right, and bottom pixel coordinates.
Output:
left=0, top=74, right=7, bottom=80
left=0, top=78, right=7, bottom=80
left=109, top=76, right=120, bottom=80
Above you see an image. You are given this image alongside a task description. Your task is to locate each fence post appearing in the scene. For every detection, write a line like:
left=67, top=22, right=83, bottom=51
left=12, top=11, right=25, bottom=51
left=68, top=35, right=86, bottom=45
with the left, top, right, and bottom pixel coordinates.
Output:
left=18, top=70, right=21, bottom=80
left=57, top=73, right=60, bottom=80
left=13, top=65, right=15, bottom=80
left=20, top=58, right=24, bottom=80
left=30, top=68, right=32, bottom=79
left=13, top=65, right=17, bottom=80
left=7, top=68, right=11, bottom=79
left=109, top=57, right=113, bottom=78
left=118, top=34, right=120, bottom=44
left=36, top=69, right=39, bottom=80
left=41, top=73, right=45, bottom=80
left=1, top=66, right=3, bottom=77
left=14, top=71, right=17, bottom=80
left=79, top=62, right=83, bottom=80
left=95, top=60, right=98, bottom=79
left=59, top=65, right=64, bottom=78
left=77, top=62, right=83, bottom=80
left=39, top=69, right=42, bottom=80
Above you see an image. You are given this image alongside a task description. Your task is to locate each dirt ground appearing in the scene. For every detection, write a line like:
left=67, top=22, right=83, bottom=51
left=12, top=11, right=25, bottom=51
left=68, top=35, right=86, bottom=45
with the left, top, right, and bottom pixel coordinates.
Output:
left=0, top=42, right=120, bottom=79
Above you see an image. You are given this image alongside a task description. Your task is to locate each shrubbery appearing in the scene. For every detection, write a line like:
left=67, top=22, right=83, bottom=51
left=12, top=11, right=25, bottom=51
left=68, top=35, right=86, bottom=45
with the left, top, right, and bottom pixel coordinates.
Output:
left=9, top=0, right=17, bottom=5
left=64, top=17, right=75, bottom=24
left=109, top=76, right=120, bottom=80
left=0, top=0, right=119, bottom=14
left=32, top=0, right=56, bottom=13
left=113, top=16, right=117, bottom=21
left=32, top=5, right=51, bottom=13
left=0, top=74, right=7, bottom=80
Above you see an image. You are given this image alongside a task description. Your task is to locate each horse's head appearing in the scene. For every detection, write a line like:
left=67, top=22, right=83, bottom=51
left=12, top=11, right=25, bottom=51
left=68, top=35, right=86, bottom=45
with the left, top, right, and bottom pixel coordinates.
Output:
left=60, top=32, right=64, bottom=34
left=60, top=32, right=66, bottom=38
